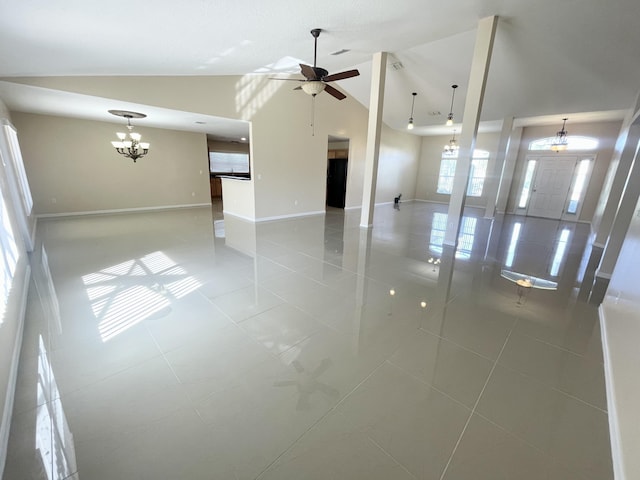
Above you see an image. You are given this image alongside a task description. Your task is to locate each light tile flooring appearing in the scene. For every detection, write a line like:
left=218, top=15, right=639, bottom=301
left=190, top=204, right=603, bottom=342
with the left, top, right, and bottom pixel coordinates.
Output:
left=5, top=201, right=612, bottom=479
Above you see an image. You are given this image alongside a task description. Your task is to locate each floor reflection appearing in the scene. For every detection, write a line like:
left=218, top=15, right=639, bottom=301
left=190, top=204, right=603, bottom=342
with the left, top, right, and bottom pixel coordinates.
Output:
left=5, top=201, right=610, bottom=480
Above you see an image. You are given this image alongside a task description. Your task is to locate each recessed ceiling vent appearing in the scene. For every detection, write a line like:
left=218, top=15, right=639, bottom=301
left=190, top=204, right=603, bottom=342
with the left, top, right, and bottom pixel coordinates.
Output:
left=330, top=49, right=350, bottom=56
left=390, top=61, right=404, bottom=71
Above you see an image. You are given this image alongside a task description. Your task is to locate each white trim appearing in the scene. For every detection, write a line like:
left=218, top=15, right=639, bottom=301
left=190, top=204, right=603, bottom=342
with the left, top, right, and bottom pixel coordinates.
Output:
left=36, top=203, right=211, bottom=218
left=414, top=199, right=450, bottom=205
left=0, top=265, right=30, bottom=478
left=599, top=306, right=626, bottom=480
left=344, top=205, right=360, bottom=211
left=256, top=210, right=326, bottom=223
left=596, top=271, right=613, bottom=280
left=221, top=211, right=255, bottom=222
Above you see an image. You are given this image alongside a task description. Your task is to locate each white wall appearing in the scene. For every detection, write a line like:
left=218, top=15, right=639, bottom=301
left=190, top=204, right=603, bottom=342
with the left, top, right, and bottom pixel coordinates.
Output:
left=415, top=132, right=500, bottom=208
left=11, top=112, right=210, bottom=215
left=3, top=76, right=422, bottom=220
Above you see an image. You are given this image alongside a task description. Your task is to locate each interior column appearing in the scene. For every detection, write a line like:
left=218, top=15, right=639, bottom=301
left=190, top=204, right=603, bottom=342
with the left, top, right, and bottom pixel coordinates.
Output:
left=444, top=16, right=498, bottom=246
left=360, top=51, right=388, bottom=228
left=590, top=118, right=640, bottom=304
left=484, top=116, right=514, bottom=218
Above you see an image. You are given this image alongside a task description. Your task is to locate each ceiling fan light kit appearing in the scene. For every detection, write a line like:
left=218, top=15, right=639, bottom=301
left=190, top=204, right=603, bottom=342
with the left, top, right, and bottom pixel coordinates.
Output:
left=287, top=28, right=360, bottom=101
left=301, top=81, right=326, bottom=96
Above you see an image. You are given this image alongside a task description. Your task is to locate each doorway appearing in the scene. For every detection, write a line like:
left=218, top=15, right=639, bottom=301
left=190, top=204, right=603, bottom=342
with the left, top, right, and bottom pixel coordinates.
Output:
left=517, top=155, right=594, bottom=220
left=326, top=139, right=349, bottom=209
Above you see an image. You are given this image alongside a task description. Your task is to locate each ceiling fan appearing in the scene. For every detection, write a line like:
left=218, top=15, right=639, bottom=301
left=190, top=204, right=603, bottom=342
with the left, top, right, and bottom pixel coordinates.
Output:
left=282, top=28, right=360, bottom=100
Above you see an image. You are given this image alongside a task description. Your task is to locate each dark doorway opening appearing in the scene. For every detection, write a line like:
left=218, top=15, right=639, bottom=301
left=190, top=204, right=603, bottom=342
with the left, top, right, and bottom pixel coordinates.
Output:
left=327, top=158, right=348, bottom=208
left=326, top=139, right=349, bottom=209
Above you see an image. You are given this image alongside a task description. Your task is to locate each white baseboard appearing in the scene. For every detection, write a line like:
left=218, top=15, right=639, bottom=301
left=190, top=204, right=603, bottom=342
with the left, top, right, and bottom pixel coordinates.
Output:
left=255, top=210, right=326, bottom=222
left=36, top=203, right=212, bottom=218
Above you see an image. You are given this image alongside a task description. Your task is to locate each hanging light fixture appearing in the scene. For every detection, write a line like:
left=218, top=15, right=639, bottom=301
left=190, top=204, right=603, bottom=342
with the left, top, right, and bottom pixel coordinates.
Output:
left=108, top=110, right=150, bottom=162
left=407, top=92, right=417, bottom=130
left=551, top=117, right=569, bottom=152
left=446, top=84, right=458, bottom=126
left=443, top=129, right=459, bottom=155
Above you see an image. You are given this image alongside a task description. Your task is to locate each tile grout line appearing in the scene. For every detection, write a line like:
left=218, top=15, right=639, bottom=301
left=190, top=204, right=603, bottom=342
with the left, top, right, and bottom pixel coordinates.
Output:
left=252, top=358, right=391, bottom=480
left=438, top=318, right=517, bottom=480
left=367, top=436, right=419, bottom=479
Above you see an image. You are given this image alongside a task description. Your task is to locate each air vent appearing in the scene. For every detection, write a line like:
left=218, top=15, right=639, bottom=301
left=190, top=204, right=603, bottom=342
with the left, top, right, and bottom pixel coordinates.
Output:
left=428, top=111, right=442, bottom=116
left=390, top=61, right=404, bottom=70
left=330, top=49, right=350, bottom=56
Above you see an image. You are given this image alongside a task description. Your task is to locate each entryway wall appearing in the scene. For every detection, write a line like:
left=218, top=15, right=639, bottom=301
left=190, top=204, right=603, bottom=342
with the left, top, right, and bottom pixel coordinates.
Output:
left=414, top=120, right=622, bottom=225
left=506, top=121, right=622, bottom=223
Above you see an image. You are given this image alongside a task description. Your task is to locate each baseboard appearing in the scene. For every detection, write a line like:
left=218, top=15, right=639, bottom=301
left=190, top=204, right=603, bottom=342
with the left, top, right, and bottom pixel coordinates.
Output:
left=0, top=265, right=31, bottom=478
left=36, top=203, right=212, bottom=218
left=255, top=210, right=326, bottom=222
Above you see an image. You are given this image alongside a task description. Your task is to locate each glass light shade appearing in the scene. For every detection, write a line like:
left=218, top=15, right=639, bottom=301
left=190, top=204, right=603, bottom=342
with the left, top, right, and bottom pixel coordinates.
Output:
left=407, top=119, right=414, bottom=130
left=139, top=142, right=150, bottom=149
left=301, top=81, right=326, bottom=96
left=111, top=141, right=125, bottom=148
left=551, top=143, right=568, bottom=152
left=123, top=141, right=133, bottom=148
left=116, top=132, right=127, bottom=140
left=130, top=132, right=141, bottom=141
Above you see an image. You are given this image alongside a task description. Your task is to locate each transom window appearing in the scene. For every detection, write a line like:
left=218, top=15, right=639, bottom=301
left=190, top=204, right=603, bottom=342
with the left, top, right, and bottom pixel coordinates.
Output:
left=529, top=136, right=598, bottom=151
left=437, top=149, right=490, bottom=197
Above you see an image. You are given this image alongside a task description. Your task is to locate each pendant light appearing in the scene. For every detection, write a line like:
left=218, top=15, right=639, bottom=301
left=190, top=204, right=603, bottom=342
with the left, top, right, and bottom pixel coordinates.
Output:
left=551, top=118, right=569, bottom=152
left=446, top=84, right=458, bottom=126
left=407, top=92, right=417, bottom=130
left=443, top=129, right=459, bottom=155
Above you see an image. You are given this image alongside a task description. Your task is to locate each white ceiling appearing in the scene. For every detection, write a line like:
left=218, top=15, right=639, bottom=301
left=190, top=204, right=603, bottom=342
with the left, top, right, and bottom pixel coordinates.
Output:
left=1, top=0, right=639, bottom=138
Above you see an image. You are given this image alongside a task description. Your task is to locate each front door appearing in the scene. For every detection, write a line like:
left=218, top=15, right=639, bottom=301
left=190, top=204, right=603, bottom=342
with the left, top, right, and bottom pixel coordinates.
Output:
left=527, top=156, right=576, bottom=219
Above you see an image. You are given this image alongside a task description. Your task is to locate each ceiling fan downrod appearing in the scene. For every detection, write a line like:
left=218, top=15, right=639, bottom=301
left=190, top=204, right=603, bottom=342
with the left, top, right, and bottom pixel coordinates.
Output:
left=310, top=28, right=321, bottom=68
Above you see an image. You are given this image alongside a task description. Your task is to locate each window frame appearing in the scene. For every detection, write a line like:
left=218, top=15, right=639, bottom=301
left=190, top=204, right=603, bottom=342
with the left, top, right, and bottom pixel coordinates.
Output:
left=436, top=150, right=490, bottom=197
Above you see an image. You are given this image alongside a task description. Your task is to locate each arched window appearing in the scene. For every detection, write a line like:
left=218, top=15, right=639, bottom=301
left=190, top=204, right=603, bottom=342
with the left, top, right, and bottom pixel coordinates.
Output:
left=529, top=136, right=599, bottom=151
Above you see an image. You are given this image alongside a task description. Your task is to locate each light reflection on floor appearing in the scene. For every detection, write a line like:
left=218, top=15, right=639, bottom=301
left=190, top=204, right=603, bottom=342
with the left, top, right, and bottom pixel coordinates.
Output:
left=5, top=201, right=612, bottom=480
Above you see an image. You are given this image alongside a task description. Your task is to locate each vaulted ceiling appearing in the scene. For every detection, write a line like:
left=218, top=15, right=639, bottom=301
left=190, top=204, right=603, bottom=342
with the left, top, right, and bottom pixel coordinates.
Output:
left=1, top=0, right=639, bottom=137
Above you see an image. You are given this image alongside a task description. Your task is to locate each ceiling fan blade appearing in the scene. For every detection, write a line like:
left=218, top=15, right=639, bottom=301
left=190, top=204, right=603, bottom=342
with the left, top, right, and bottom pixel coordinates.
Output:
left=324, top=84, right=347, bottom=100
left=300, top=64, right=318, bottom=80
left=322, top=69, right=360, bottom=82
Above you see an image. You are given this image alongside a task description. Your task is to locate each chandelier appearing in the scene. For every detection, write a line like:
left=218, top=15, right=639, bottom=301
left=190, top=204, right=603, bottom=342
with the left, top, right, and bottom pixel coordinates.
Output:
left=551, top=117, right=569, bottom=152
left=407, top=92, right=417, bottom=130
left=108, top=110, right=150, bottom=162
left=443, top=130, right=459, bottom=155
left=446, top=84, right=458, bottom=126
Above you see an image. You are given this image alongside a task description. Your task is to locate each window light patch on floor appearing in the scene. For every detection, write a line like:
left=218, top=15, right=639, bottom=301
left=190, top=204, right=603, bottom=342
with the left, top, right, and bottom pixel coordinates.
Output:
left=82, top=251, right=201, bottom=342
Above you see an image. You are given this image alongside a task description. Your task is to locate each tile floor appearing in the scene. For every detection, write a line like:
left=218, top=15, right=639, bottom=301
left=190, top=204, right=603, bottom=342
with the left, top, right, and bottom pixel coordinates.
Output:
left=4, top=201, right=612, bottom=479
